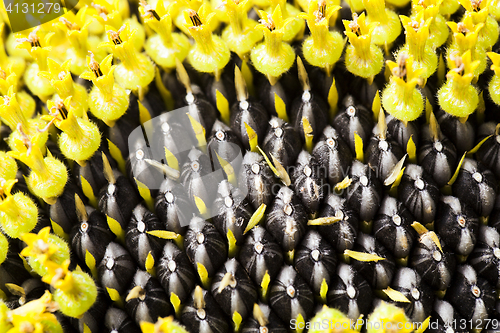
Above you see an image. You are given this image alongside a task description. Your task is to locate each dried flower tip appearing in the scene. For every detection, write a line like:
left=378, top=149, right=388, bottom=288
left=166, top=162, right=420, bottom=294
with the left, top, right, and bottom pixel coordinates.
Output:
left=188, top=9, right=203, bottom=26
left=457, top=22, right=469, bottom=34
left=471, top=0, right=482, bottom=10
left=108, top=30, right=122, bottom=45
left=60, top=17, right=79, bottom=30
left=92, top=3, right=108, bottom=15
left=0, top=69, right=7, bottom=80
left=349, top=13, right=360, bottom=35
left=88, top=52, right=103, bottom=77
left=409, top=19, right=421, bottom=31
left=314, top=0, right=327, bottom=21
left=17, top=29, right=41, bottom=47
left=450, top=53, right=465, bottom=74
left=17, top=123, right=32, bottom=156
left=140, top=0, right=161, bottom=20
left=392, top=53, right=408, bottom=78
left=259, top=14, right=276, bottom=30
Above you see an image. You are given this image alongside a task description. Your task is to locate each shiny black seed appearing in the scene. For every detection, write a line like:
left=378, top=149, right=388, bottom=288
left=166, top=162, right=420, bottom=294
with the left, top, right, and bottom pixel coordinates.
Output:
left=125, top=204, right=165, bottom=269
left=294, top=230, right=337, bottom=295
left=312, top=125, right=352, bottom=186
left=269, top=265, right=314, bottom=323
left=211, top=258, right=257, bottom=319
left=184, top=216, right=227, bottom=277
left=98, top=242, right=136, bottom=294
left=327, top=262, right=373, bottom=320
left=238, top=226, right=284, bottom=285
left=398, top=164, right=440, bottom=224
left=317, top=193, right=359, bottom=253
left=346, top=161, right=383, bottom=223
left=266, top=187, right=308, bottom=252
left=373, top=195, right=417, bottom=259
left=435, top=196, right=479, bottom=257
left=351, top=233, right=396, bottom=290
left=452, top=158, right=497, bottom=217
left=125, top=270, right=172, bottom=325
left=262, top=117, right=302, bottom=168
left=391, top=267, right=434, bottom=323
left=157, top=242, right=196, bottom=303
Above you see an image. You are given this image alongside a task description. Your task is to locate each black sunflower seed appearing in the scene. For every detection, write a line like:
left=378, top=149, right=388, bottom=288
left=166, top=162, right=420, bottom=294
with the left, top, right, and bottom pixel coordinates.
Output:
left=294, top=230, right=337, bottom=295
left=212, top=180, right=253, bottom=245
left=317, top=193, right=359, bottom=253
left=262, top=117, right=302, bottom=168
left=327, top=262, right=373, bottom=320
left=157, top=241, right=196, bottom=303
left=291, top=151, right=325, bottom=214
left=373, top=195, right=417, bottom=259
left=184, top=216, right=227, bottom=277
left=435, top=196, right=479, bottom=257
left=452, top=158, right=497, bottom=217
left=238, top=151, right=277, bottom=210
left=446, top=264, right=496, bottom=329
left=398, top=164, right=440, bottom=224
left=125, top=269, right=172, bottom=325
left=266, top=186, right=308, bottom=252
left=391, top=267, right=434, bottom=323
left=238, top=226, right=284, bottom=286
left=98, top=242, right=136, bottom=295
left=269, top=265, right=314, bottom=323
left=125, top=204, right=165, bottom=269
left=312, top=125, right=353, bottom=187
left=351, top=233, right=396, bottom=290
left=211, top=258, right=257, bottom=320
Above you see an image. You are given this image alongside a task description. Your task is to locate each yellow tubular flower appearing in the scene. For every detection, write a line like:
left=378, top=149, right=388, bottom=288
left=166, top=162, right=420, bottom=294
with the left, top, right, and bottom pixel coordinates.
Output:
left=0, top=87, right=48, bottom=152
left=140, top=0, right=191, bottom=71
left=184, top=5, right=230, bottom=79
left=363, top=0, right=401, bottom=48
left=250, top=6, right=296, bottom=84
left=42, top=98, right=101, bottom=166
left=8, top=291, right=62, bottom=333
left=446, top=16, right=486, bottom=77
left=99, top=23, right=155, bottom=91
left=0, top=67, right=35, bottom=119
left=42, top=260, right=97, bottom=318
left=174, top=0, right=219, bottom=35
left=15, top=28, right=55, bottom=99
left=0, top=23, right=25, bottom=78
left=8, top=132, right=68, bottom=205
left=20, top=227, right=59, bottom=264
left=91, top=0, right=144, bottom=50
left=0, top=178, right=38, bottom=238
left=266, top=0, right=305, bottom=42
left=38, top=58, right=88, bottom=118
left=299, top=0, right=344, bottom=75
left=458, top=0, right=499, bottom=50
left=487, top=52, right=500, bottom=106
left=220, top=0, right=263, bottom=59
left=382, top=53, right=425, bottom=122
left=398, top=13, right=437, bottom=79
left=410, top=0, right=448, bottom=49
left=438, top=50, right=480, bottom=117
left=343, top=12, right=384, bottom=82
left=80, top=53, right=129, bottom=127
left=296, top=0, right=341, bottom=24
